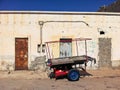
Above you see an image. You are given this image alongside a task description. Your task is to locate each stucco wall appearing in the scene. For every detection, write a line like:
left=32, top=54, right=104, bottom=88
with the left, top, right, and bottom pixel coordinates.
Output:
left=0, top=11, right=120, bottom=70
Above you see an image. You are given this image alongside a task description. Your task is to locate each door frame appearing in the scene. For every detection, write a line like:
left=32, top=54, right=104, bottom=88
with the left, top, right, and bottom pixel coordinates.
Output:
left=15, top=37, right=29, bottom=70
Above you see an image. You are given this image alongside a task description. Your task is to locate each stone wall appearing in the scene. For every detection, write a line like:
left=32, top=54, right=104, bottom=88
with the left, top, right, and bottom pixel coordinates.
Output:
left=98, top=38, right=112, bottom=68
left=30, top=56, right=46, bottom=71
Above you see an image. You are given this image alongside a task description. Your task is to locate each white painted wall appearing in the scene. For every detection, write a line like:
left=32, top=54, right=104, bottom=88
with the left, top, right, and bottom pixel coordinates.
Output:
left=0, top=11, right=120, bottom=70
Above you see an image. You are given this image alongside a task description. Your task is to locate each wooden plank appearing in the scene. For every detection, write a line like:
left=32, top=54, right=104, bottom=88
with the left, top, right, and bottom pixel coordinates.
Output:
left=51, top=56, right=87, bottom=65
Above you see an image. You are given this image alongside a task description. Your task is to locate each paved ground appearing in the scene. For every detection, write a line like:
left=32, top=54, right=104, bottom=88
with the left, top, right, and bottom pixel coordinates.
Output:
left=0, top=69, right=120, bottom=90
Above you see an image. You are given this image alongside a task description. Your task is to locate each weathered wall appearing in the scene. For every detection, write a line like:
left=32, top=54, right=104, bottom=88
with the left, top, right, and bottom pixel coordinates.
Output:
left=98, top=38, right=112, bottom=68
left=0, top=11, right=120, bottom=70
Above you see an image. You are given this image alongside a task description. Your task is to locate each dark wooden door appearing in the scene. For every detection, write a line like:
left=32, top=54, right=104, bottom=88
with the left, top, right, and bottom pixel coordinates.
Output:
left=15, top=38, right=28, bottom=70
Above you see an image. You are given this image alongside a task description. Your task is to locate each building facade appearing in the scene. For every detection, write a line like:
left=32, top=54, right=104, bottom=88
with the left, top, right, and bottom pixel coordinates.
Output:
left=0, top=11, right=120, bottom=70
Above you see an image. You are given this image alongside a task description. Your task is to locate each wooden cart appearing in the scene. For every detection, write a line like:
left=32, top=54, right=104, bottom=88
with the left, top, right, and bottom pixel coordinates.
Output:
left=45, top=38, right=96, bottom=81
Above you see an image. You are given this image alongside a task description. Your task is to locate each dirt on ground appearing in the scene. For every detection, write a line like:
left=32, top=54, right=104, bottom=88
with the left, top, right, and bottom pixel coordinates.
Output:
left=0, top=69, right=120, bottom=90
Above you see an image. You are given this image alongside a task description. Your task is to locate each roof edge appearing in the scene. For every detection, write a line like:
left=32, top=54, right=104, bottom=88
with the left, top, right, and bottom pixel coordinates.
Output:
left=0, top=11, right=120, bottom=16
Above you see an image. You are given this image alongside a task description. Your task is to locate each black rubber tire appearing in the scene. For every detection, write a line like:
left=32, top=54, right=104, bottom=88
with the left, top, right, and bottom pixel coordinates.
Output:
left=49, top=72, right=55, bottom=79
left=67, top=69, right=80, bottom=81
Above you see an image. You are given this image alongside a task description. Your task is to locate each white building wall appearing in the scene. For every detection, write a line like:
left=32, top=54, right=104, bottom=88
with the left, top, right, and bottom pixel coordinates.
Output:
left=0, top=11, right=120, bottom=70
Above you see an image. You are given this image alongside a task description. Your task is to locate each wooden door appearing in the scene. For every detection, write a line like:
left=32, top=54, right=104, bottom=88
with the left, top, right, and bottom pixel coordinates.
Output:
left=15, top=38, right=28, bottom=70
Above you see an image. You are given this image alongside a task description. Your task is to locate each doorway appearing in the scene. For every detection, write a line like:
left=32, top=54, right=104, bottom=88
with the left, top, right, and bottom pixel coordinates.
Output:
left=15, top=38, right=28, bottom=70
left=98, top=38, right=112, bottom=68
left=60, top=38, right=72, bottom=57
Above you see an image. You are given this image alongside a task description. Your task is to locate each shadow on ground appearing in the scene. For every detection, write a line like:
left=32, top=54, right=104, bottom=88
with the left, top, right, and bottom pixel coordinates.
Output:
left=80, top=70, right=93, bottom=77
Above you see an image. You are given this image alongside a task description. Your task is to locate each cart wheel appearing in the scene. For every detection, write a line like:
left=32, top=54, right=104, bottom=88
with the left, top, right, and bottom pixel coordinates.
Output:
left=49, top=72, right=55, bottom=79
left=67, top=69, right=80, bottom=81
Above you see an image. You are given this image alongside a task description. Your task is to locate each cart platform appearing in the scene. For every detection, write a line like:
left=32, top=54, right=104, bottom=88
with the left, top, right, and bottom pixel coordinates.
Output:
left=47, top=55, right=96, bottom=67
